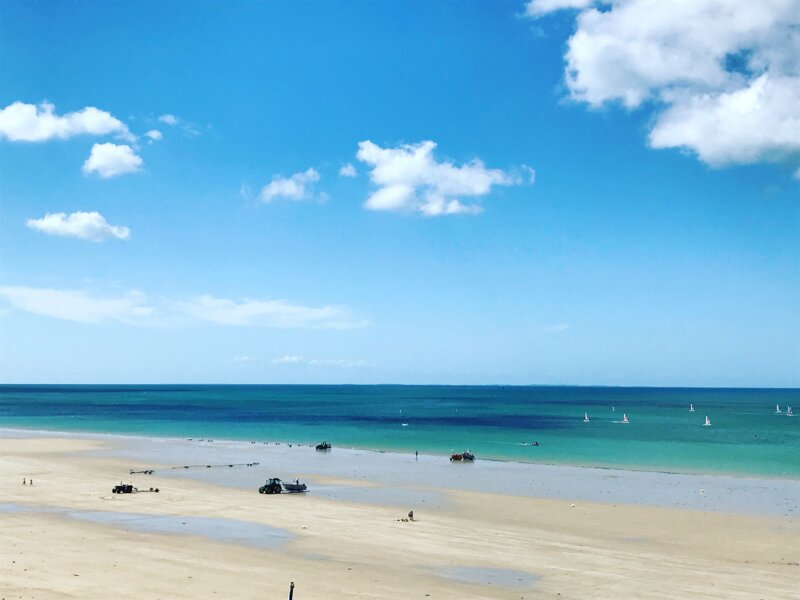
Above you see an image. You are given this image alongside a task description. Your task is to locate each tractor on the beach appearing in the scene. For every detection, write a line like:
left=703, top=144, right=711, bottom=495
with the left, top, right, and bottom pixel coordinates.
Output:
left=259, top=478, right=283, bottom=494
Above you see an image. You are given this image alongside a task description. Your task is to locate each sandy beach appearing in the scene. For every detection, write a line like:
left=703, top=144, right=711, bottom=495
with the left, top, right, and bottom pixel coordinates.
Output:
left=1, top=430, right=799, bottom=599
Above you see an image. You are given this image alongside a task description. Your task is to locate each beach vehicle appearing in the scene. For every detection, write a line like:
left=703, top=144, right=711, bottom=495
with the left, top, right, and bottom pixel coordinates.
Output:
left=259, top=478, right=284, bottom=494
left=282, top=480, right=308, bottom=493
left=112, top=483, right=159, bottom=494
left=583, top=412, right=590, bottom=423
left=450, top=450, right=475, bottom=462
left=703, top=415, right=711, bottom=427
left=315, top=441, right=332, bottom=451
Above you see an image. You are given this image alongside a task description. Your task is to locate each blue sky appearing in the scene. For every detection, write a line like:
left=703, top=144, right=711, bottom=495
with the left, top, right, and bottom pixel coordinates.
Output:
left=1, top=0, right=798, bottom=386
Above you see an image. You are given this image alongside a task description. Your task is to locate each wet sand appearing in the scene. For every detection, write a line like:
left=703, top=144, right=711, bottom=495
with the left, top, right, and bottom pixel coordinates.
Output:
left=1, top=430, right=798, bottom=599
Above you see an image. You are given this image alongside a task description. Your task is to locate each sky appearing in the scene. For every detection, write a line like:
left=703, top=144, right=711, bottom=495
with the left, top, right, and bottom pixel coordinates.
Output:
left=0, top=0, right=798, bottom=386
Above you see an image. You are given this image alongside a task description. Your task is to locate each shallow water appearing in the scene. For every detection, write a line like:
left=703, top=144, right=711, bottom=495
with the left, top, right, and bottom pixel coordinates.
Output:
left=436, top=566, right=539, bottom=588
left=0, top=503, right=292, bottom=549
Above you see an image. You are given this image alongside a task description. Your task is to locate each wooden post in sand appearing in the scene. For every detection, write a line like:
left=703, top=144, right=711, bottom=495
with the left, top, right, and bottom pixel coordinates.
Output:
left=288, top=581, right=295, bottom=600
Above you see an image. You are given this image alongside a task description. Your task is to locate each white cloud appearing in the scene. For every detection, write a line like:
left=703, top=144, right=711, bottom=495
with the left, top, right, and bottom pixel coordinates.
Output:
left=339, top=163, right=357, bottom=177
left=233, top=355, right=257, bottom=363
left=26, top=211, right=130, bottom=242
left=82, top=143, right=143, bottom=178
left=259, top=168, right=320, bottom=203
left=0, top=101, right=134, bottom=142
left=145, top=129, right=163, bottom=141
left=180, top=295, right=364, bottom=329
left=532, top=0, right=800, bottom=174
left=0, top=286, right=153, bottom=324
left=272, top=355, right=366, bottom=367
left=272, top=355, right=305, bottom=365
left=356, top=140, right=527, bottom=216
left=158, top=114, right=179, bottom=126
left=526, top=0, right=596, bottom=17
left=542, top=323, right=571, bottom=333
left=0, top=286, right=366, bottom=330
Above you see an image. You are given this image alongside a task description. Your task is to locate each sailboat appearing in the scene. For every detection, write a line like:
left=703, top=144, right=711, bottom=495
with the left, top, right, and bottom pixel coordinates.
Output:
left=776, top=404, right=782, bottom=414
left=689, top=403, right=695, bottom=412
left=621, top=413, right=629, bottom=424
left=583, top=412, right=590, bottom=423
left=787, top=406, right=794, bottom=417
left=703, top=415, right=711, bottom=427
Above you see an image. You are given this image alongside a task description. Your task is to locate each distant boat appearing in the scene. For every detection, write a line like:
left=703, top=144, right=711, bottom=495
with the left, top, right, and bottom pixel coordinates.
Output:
left=703, top=415, right=711, bottom=427
left=788, top=406, right=794, bottom=417
left=776, top=404, right=782, bottom=414
left=612, top=406, right=615, bottom=412
left=621, top=413, right=629, bottom=424
left=689, top=403, right=695, bottom=412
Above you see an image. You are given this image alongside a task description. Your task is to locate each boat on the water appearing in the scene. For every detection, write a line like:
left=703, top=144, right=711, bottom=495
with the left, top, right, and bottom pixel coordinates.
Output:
left=703, top=415, right=711, bottom=427
left=689, top=403, right=695, bottom=412
left=775, top=404, right=782, bottom=414
left=621, top=413, right=629, bottom=424
left=583, top=412, right=590, bottom=423
left=788, top=406, right=794, bottom=417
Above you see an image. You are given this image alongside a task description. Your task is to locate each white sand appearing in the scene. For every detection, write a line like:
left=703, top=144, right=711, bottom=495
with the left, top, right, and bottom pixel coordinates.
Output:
left=1, top=431, right=798, bottom=599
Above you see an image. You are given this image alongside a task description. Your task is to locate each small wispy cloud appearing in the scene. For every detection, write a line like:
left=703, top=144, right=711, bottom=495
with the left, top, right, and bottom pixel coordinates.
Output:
left=26, top=211, right=130, bottom=242
left=0, top=285, right=367, bottom=330
left=233, top=355, right=257, bottom=363
left=259, top=168, right=321, bottom=203
left=272, top=355, right=367, bottom=368
left=158, top=114, right=178, bottom=126
left=541, top=324, right=571, bottom=334
left=145, top=129, right=163, bottom=142
left=339, top=163, right=357, bottom=177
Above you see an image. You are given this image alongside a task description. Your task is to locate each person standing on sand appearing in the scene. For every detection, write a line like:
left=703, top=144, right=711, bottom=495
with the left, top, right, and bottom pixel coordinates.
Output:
left=22, top=477, right=26, bottom=486
left=408, top=510, right=414, bottom=521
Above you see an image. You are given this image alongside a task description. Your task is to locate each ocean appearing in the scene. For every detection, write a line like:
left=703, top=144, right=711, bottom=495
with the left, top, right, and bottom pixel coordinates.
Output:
left=1, top=385, right=798, bottom=478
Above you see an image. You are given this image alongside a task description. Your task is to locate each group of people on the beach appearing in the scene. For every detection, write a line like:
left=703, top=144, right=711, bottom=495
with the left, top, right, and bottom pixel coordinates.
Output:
left=22, top=477, right=33, bottom=486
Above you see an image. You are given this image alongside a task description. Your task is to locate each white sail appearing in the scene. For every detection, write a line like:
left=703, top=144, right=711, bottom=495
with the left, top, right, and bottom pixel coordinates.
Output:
left=703, top=416, right=711, bottom=426
left=583, top=412, right=590, bottom=422
left=776, top=404, right=782, bottom=414
left=689, top=403, right=695, bottom=412
left=788, top=406, right=794, bottom=417
left=622, top=413, right=629, bottom=424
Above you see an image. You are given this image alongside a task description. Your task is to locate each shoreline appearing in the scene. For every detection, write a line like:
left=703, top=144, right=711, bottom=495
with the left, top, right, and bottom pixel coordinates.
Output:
left=2, top=423, right=797, bottom=483
left=3, top=426, right=799, bottom=518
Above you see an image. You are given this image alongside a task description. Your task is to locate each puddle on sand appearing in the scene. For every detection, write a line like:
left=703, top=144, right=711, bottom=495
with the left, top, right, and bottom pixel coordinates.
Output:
left=0, top=503, right=292, bottom=550
left=437, top=566, right=538, bottom=588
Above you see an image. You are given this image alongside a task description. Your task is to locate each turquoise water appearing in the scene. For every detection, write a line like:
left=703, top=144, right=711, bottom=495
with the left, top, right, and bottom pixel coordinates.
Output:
left=1, top=385, right=798, bottom=477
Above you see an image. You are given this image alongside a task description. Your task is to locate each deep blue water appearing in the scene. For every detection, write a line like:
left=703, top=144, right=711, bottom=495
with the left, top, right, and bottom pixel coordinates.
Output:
left=1, top=385, right=798, bottom=477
